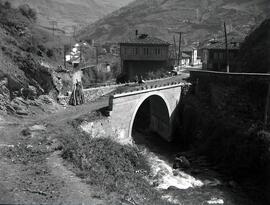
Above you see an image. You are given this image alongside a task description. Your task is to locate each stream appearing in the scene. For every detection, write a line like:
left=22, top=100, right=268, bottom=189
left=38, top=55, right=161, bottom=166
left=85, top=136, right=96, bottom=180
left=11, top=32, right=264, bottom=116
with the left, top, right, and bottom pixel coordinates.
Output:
left=80, top=120, right=263, bottom=205
left=132, top=131, right=261, bottom=205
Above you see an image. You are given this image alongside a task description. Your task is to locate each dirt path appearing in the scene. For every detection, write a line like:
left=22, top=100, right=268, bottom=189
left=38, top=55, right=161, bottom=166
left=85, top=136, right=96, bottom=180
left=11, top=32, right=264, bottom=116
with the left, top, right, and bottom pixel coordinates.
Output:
left=47, top=151, right=104, bottom=205
left=0, top=99, right=109, bottom=204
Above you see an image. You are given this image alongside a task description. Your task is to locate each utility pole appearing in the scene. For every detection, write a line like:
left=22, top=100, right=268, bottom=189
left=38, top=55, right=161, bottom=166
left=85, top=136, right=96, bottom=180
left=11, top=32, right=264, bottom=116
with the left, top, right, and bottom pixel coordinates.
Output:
left=50, top=21, right=58, bottom=38
left=72, top=25, right=77, bottom=40
left=173, top=35, right=177, bottom=64
left=224, top=22, right=229, bottom=72
left=177, top=32, right=182, bottom=67
left=95, top=46, right=98, bottom=65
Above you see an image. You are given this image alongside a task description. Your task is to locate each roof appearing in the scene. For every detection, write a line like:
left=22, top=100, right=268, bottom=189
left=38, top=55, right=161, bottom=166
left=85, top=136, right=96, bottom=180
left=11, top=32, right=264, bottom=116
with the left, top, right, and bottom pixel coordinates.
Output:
left=202, top=40, right=241, bottom=50
left=182, top=46, right=197, bottom=52
left=120, top=35, right=170, bottom=46
left=182, top=52, right=190, bottom=58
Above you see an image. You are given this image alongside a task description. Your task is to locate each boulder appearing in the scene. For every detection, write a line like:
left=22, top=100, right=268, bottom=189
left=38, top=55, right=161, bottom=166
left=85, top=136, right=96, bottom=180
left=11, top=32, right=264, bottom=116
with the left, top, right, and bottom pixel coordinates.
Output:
left=16, top=109, right=28, bottom=116
left=173, top=156, right=191, bottom=170
left=38, top=95, right=54, bottom=104
left=21, top=85, right=37, bottom=100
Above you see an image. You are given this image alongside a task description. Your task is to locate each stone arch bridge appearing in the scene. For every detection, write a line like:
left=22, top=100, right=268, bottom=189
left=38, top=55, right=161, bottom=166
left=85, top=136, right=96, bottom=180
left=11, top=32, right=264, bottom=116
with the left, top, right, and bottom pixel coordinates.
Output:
left=108, top=83, right=187, bottom=142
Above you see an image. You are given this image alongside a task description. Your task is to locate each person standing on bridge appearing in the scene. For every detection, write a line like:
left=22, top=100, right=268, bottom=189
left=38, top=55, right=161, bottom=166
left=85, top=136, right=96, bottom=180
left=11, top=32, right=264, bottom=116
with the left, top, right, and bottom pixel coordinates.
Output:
left=138, top=75, right=145, bottom=84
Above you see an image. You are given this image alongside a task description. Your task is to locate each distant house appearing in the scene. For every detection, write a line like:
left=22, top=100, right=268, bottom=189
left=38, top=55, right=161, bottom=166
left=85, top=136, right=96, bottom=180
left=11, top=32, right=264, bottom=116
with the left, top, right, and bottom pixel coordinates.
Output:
left=119, top=32, right=170, bottom=81
left=201, top=38, right=242, bottom=71
left=96, top=63, right=111, bottom=73
left=170, top=46, right=201, bottom=67
left=181, top=52, right=191, bottom=66
left=182, top=47, right=201, bottom=66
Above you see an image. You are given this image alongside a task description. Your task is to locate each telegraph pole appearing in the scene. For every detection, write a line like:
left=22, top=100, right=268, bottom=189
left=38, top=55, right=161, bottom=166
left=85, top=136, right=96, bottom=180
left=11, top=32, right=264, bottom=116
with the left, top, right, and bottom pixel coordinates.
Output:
left=95, top=46, right=98, bottom=65
left=173, top=35, right=177, bottom=64
left=50, top=21, right=58, bottom=38
left=224, top=22, right=229, bottom=72
left=177, top=32, right=182, bottom=66
left=72, top=25, right=77, bottom=40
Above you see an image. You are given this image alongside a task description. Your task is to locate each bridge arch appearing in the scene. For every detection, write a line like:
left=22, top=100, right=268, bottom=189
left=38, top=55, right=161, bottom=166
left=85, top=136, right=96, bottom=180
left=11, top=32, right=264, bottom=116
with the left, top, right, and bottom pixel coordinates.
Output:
left=128, top=92, right=172, bottom=142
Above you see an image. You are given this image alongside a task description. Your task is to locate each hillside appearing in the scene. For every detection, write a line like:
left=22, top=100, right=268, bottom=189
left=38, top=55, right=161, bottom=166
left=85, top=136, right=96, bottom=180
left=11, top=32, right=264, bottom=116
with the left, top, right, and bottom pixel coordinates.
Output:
left=8, top=0, right=134, bottom=34
left=0, top=1, right=70, bottom=114
left=236, top=18, right=270, bottom=73
left=79, top=0, right=270, bottom=44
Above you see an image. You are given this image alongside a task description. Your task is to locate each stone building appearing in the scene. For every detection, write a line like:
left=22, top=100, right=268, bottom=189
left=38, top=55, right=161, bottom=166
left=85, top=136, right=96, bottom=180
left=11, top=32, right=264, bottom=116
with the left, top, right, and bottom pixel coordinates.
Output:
left=201, top=39, right=242, bottom=71
left=119, top=32, right=170, bottom=81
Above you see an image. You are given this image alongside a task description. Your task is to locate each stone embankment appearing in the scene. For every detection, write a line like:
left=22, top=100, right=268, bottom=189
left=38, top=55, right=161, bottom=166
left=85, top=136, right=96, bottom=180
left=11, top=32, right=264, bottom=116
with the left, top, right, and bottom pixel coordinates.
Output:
left=177, top=70, right=270, bottom=203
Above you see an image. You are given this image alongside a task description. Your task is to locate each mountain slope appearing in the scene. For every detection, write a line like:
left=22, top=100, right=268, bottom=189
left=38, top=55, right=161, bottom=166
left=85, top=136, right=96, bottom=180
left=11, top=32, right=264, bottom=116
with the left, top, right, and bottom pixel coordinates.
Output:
left=79, top=0, right=270, bottom=44
left=8, top=0, right=134, bottom=34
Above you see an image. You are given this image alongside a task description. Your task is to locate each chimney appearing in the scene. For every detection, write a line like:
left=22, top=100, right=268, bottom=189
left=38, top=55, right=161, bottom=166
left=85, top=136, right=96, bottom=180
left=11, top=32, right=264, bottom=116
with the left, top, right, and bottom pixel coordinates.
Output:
left=135, top=30, right=138, bottom=38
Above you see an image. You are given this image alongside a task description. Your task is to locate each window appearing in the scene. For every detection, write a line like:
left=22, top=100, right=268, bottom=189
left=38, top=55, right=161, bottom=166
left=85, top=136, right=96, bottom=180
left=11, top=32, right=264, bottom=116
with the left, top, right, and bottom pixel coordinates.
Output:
left=154, top=48, right=161, bottom=56
left=143, top=48, right=149, bottom=56
left=135, top=48, right=138, bottom=55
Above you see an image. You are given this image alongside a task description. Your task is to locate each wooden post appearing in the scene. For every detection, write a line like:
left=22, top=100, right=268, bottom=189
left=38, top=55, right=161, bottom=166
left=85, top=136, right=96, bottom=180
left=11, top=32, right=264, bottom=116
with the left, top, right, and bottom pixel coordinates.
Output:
left=64, top=46, right=66, bottom=68
left=173, top=35, right=177, bottom=64
left=50, top=21, right=57, bottom=39
left=95, top=46, right=99, bottom=65
left=177, top=32, right=182, bottom=66
left=264, top=83, right=270, bottom=129
left=224, top=22, right=229, bottom=73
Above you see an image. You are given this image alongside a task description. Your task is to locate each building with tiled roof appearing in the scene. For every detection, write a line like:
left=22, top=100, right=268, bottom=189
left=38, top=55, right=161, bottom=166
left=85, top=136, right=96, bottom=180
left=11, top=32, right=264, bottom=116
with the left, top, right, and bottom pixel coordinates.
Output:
left=201, top=37, right=243, bottom=71
left=119, top=32, right=170, bottom=82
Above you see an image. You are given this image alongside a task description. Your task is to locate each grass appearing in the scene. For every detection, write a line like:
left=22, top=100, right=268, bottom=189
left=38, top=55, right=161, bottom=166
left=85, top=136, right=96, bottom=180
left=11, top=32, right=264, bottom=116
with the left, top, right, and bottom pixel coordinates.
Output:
left=58, top=112, right=174, bottom=204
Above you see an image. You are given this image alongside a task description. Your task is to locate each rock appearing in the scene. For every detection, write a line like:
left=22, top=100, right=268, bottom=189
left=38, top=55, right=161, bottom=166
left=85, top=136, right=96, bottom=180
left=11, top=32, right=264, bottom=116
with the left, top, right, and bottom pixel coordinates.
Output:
left=167, top=186, right=179, bottom=191
left=38, top=95, right=54, bottom=104
left=172, top=169, right=180, bottom=176
left=21, top=86, right=37, bottom=100
left=152, top=181, right=159, bottom=187
left=21, top=128, right=31, bottom=136
left=5, top=104, right=16, bottom=114
left=173, top=156, right=191, bottom=170
left=16, top=109, right=28, bottom=116
left=203, top=179, right=222, bottom=187
left=29, top=124, right=46, bottom=131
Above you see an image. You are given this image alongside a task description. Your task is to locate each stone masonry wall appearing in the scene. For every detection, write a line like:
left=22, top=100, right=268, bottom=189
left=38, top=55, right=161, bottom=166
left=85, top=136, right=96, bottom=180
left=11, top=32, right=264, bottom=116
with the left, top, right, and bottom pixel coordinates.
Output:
left=179, top=70, right=270, bottom=203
